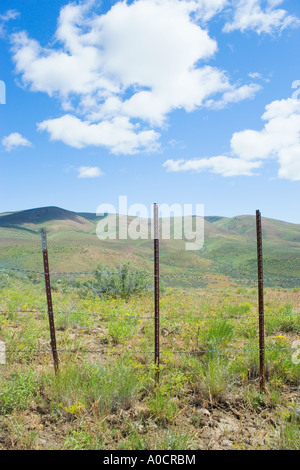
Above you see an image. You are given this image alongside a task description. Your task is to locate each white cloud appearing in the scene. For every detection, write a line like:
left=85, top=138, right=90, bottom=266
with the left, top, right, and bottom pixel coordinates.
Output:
left=37, top=114, right=160, bottom=154
left=10, top=0, right=265, bottom=153
left=0, top=9, right=19, bottom=37
left=193, top=0, right=229, bottom=22
left=163, top=156, right=262, bottom=176
left=231, top=98, right=300, bottom=161
left=0, top=9, right=19, bottom=25
left=205, top=83, right=262, bottom=110
left=248, top=72, right=271, bottom=83
left=77, top=166, right=104, bottom=178
left=164, top=97, right=300, bottom=180
left=2, top=132, right=32, bottom=151
left=277, top=145, right=300, bottom=181
left=11, top=1, right=222, bottom=120
left=223, top=0, right=300, bottom=34
left=248, top=72, right=262, bottom=79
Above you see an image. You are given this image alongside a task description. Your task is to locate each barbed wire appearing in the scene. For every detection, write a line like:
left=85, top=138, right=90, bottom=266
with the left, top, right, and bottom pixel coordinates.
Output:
left=0, top=309, right=299, bottom=320
left=0, top=266, right=95, bottom=276
left=4, top=346, right=294, bottom=355
left=1, top=265, right=300, bottom=283
left=1, top=241, right=299, bottom=381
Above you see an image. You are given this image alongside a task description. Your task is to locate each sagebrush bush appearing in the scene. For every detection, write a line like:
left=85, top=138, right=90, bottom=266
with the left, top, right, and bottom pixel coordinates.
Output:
left=91, top=262, right=151, bottom=299
left=0, top=271, right=10, bottom=289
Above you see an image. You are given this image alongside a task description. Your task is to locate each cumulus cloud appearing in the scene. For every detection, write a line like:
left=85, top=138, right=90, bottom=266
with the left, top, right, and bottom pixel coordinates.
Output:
left=192, top=0, right=299, bottom=32
left=164, top=97, right=300, bottom=180
left=231, top=98, right=300, bottom=159
left=77, top=166, right=104, bottom=178
left=10, top=0, right=270, bottom=154
left=2, top=132, right=32, bottom=151
left=231, top=98, right=300, bottom=180
left=223, top=0, right=300, bottom=34
left=38, top=114, right=160, bottom=154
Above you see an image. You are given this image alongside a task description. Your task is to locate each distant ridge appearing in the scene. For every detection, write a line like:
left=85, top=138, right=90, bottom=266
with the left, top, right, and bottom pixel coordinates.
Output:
left=0, top=206, right=98, bottom=235
left=0, top=207, right=299, bottom=236
left=0, top=206, right=80, bottom=226
left=0, top=206, right=299, bottom=281
left=204, top=216, right=224, bottom=223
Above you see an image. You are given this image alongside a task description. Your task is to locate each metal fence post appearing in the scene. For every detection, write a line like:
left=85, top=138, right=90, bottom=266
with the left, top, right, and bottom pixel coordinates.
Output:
left=154, top=203, right=160, bottom=383
left=256, top=210, right=265, bottom=393
left=41, top=228, right=59, bottom=374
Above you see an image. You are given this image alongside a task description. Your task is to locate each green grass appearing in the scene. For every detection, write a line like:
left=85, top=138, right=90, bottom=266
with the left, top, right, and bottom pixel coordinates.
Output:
left=0, top=368, right=40, bottom=415
left=0, top=274, right=300, bottom=450
left=271, top=415, right=300, bottom=450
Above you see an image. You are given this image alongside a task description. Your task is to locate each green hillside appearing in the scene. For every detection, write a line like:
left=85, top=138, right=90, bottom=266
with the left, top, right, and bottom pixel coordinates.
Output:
left=0, top=207, right=299, bottom=286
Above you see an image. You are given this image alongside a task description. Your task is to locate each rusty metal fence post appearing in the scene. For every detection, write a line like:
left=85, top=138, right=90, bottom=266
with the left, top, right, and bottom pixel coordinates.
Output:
left=41, top=228, right=59, bottom=374
left=256, top=210, right=265, bottom=393
left=154, top=203, right=160, bottom=383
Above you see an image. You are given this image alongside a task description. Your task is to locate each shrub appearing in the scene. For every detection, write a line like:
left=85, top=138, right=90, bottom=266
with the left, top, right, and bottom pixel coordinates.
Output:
left=0, top=271, right=10, bottom=289
left=91, top=262, right=151, bottom=299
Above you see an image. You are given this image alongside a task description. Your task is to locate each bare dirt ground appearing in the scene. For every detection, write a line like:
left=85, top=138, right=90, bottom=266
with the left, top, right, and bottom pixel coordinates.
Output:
left=0, top=386, right=298, bottom=450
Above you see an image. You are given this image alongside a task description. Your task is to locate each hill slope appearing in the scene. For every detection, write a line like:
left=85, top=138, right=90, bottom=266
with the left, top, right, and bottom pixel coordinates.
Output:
left=0, top=207, right=299, bottom=285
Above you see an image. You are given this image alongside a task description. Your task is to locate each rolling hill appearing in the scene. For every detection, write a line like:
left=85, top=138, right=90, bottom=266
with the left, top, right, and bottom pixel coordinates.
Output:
left=0, top=206, right=299, bottom=286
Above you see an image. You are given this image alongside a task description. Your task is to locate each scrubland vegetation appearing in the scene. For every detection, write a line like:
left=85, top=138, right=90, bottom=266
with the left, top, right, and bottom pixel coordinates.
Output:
left=0, top=267, right=299, bottom=450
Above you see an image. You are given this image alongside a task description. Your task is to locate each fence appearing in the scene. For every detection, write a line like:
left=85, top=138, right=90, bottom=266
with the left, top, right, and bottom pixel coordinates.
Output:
left=0, top=208, right=299, bottom=393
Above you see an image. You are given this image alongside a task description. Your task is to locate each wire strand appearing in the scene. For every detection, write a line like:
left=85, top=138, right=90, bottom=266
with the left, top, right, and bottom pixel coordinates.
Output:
left=0, top=309, right=299, bottom=320
left=1, top=266, right=300, bottom=283
left=4, top=346, right=294, bottom=355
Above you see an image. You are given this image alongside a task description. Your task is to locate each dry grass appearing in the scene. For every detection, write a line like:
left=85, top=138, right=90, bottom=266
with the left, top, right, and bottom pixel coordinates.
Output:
left=0, top=277, right=299, bottom=450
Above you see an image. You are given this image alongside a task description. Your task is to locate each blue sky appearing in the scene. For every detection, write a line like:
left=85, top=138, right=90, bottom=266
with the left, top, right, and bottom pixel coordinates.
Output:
left=0, top=0, right=300, bottom=222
